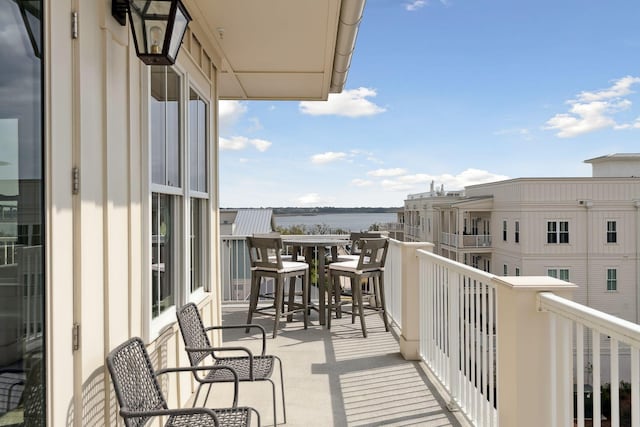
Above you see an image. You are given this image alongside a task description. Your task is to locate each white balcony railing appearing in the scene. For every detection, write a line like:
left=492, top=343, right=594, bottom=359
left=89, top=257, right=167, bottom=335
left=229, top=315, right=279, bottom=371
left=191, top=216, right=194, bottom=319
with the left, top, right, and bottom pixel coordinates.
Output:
left=418, top=249, right=497, bottom=426
left=383, top=239, right=403, bottom=328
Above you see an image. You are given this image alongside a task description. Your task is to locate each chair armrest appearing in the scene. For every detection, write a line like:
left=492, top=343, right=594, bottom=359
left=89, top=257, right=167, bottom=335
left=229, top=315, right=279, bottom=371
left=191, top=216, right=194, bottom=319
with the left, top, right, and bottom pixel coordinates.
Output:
left=119, top=406, right=219, bottom=424
left=184, top=346, right=257, bottom=381
left=156, top=365, right=240, bottom=406
left=204, top=324, right=267, bottom=355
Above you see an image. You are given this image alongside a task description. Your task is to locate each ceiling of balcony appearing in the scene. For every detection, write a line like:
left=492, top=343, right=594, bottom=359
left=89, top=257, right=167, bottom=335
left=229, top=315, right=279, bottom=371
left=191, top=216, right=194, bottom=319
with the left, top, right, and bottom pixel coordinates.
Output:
left=188, top=0, right=345, bottom=100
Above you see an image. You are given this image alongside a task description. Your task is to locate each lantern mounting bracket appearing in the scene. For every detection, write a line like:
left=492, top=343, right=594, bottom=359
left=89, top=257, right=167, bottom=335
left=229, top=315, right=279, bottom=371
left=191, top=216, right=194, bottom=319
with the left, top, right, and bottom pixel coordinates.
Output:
left=112, top=0, right=129, bottom=26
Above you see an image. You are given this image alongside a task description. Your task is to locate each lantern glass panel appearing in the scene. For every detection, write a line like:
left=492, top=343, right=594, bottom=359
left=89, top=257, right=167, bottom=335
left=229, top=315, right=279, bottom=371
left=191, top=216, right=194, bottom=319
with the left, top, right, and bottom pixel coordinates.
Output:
left=168, top=6, right=189, bottom=60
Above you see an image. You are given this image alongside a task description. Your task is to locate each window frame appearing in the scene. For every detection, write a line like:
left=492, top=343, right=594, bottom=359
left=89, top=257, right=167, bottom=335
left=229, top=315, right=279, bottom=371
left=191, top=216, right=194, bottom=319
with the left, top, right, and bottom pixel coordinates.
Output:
left=514, top=220, right=520, bottom=243
left=547, top=220, right=570, bottom=244
left=606, top=220, right=617, bottom=244
left=606, top=268, right=617, bottom=292
left=143, top=64, right=213, bottom=340
left=502, top=220, right=507, bottom=242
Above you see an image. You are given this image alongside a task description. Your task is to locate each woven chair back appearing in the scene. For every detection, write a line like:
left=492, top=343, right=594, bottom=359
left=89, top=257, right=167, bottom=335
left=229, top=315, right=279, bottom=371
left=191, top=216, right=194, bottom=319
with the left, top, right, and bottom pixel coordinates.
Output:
left=176, top=303, right=213, bottom=366
left=106, top=337, right=167, bottom=427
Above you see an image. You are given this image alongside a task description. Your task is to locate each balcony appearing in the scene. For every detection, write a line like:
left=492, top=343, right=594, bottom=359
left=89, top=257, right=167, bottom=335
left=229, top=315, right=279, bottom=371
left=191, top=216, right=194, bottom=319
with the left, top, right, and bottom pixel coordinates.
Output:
left=441, top=232, right=492, bottom=250
left=218, top=236, right=640, bottom=427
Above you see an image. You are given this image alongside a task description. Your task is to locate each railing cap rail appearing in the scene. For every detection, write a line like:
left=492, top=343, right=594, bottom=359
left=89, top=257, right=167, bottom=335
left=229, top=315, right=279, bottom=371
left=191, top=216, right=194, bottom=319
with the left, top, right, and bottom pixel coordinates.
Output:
left=538, top=291, right=640, bottom=348
left=493, top=276, right=578, bottom=291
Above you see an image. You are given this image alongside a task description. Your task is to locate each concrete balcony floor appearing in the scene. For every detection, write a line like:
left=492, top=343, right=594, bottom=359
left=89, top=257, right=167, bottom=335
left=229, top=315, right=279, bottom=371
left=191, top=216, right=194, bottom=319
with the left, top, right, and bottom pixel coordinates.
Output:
left=217, top=305, right=468, bottom=427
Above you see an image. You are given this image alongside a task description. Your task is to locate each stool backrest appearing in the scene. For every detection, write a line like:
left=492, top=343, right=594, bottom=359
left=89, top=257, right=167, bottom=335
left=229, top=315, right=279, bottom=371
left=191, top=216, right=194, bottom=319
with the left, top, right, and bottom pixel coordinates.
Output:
left=349, top=232, right=382, bottom=255
left=355, top=238, right=389, bottom=271
left=246, top=235, right=284, bottom=270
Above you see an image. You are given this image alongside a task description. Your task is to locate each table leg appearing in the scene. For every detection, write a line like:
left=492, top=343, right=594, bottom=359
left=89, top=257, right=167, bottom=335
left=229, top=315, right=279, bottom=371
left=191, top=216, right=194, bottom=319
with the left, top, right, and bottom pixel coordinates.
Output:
left=317, top=246, right=326, bottom=325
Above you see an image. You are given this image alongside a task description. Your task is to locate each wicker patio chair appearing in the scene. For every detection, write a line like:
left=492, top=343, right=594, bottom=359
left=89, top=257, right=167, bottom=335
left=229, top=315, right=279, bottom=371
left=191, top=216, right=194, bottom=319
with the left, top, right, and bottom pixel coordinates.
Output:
left=245, top=235, right=309, bottom=338
left=176, top=303, right=286, bottom=426
left=106, top=337, right=259, bottom=427
left=328, top=238, right=390, bottom=338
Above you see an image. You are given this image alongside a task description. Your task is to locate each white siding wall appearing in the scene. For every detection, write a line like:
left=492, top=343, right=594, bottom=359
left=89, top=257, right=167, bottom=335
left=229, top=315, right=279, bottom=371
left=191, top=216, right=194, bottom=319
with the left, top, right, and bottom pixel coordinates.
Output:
left=47, top=2, right=223, bottom=426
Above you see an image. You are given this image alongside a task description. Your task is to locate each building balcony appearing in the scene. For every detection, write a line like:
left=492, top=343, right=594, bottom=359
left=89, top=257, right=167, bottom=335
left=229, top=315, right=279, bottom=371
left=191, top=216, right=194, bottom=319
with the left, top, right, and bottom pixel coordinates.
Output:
left=441, top=232, right=492, bottom=250
left=215, top=236, right=640, bottom=427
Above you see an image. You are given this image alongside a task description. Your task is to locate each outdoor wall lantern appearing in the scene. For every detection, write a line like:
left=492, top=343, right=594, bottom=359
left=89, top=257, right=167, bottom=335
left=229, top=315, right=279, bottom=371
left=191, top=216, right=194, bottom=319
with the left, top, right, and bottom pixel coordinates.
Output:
left=112, top=0, right=192, bottom=65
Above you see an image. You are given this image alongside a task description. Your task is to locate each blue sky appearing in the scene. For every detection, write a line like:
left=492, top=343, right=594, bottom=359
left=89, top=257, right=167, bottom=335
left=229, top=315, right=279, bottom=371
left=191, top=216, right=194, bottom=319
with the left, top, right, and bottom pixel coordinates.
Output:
left=219, top=0, right=640, bottom=208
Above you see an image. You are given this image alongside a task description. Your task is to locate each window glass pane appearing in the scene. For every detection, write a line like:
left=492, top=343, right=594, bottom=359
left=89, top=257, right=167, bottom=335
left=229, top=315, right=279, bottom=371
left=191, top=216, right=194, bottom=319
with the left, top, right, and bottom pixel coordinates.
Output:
left=189, top=90, right=207, bottom=192
left=150, top=67, right=166, bottom=184
left=0, top=1, right=45, bottom=422
left=190, top=198, right=203, bottom=293
left=152, top=193, right=175, bottom=317
left=165, top=69, right=180, bottom=187
left=548, top=269, right=558, bottom=278
left=559, top=269, right=569, bottom=281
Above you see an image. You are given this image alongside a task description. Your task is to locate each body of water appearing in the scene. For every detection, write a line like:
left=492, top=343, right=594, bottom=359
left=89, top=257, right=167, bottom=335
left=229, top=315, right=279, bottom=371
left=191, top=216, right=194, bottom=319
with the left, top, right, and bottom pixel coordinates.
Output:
left=274, top=212, right=397, bottom=233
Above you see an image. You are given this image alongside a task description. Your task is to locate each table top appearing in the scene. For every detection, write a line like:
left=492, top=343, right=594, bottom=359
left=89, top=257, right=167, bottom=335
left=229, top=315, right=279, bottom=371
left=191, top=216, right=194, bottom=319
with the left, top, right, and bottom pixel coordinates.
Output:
left=282, top=237, right=350, bottom=246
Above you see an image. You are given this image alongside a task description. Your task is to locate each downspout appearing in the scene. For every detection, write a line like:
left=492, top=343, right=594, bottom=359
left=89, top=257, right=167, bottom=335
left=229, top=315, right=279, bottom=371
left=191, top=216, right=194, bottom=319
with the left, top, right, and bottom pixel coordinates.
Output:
left=583, top=200, right=593, bottom=307
left=330, top=0, right=367, bottom=93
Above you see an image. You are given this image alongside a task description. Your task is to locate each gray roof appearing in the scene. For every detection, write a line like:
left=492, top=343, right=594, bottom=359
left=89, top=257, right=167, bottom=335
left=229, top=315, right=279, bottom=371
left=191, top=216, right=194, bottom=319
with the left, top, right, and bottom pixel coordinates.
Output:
left=232, top=209, right=275, bottom=236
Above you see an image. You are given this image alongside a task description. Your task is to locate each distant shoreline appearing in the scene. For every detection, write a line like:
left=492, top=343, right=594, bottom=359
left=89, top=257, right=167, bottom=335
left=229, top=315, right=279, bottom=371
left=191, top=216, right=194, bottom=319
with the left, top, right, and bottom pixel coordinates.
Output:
left=271, top=207, right=401, bottom=216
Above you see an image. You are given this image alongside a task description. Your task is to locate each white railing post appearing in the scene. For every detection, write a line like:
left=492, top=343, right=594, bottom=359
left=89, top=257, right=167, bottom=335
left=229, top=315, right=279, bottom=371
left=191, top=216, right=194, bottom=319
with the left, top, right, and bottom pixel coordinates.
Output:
left=495, top=276, right=577, bottom=427
left=399, top=241, right=434, bottom=360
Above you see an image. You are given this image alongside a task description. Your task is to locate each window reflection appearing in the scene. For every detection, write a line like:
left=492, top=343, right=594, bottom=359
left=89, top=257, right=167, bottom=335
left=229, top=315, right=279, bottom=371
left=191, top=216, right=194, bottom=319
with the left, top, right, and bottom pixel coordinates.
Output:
left=0, top=0, right=45, bottom=424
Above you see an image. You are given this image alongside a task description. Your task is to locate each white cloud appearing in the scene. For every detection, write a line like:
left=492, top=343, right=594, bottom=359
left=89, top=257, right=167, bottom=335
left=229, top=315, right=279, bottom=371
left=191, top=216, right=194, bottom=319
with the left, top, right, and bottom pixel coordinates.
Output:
left=219, top=136, right=273, bottom=152
left=311, top=151, right=347, bottom=164
left=544, top=76, right=640, bottom=138
left=405, top=0, right=426, bottom=11
left=368, top=168, right=407, bottom=177
left=295, top=193, right=335, bottom=205
left=299, top=87, right=386, bottom=118
left=351, top=179, right=374, bottom=187
left=219, top=101, right=247, bottom=133
left=379, top=169, right=509, bottom=193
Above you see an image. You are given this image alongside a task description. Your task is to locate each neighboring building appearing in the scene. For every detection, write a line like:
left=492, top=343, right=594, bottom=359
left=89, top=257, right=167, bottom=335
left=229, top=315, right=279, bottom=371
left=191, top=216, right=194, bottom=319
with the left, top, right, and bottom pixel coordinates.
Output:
left=378, top=210, right=405, bottom=241
left=0, top=1, right=365, bottom=425
left=404, top=154, right=640, bottom=323
left=220, top=209, right=276, bottom=301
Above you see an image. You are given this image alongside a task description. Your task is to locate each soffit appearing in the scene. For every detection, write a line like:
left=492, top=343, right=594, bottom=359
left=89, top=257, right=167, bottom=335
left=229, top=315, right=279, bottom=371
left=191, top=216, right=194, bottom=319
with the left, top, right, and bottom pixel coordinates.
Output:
left=189, top=0, right=341, bottom=100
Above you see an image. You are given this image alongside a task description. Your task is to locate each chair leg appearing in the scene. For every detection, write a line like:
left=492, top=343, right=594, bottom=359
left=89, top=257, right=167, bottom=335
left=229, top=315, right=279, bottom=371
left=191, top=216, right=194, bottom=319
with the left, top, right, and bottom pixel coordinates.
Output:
left=376, top=274, right=390, bottom=332
left=246, top=274, right=260, bottom=333
left=334, top=275, right=342, bottom=319
left=286, top=276, right=295, bottom=323
left=192, top=383, right=204, bottom=408
left=276, top=356, right=287, bottom=424
left=302, top=271, right=309, bottom=330
left=273, top=276, right=284, bottom=338
left=268, top=378, right=277, bottom=426
left=354, top=275, right=367, bottom=338
left=327, top=273, right=334, bottom=330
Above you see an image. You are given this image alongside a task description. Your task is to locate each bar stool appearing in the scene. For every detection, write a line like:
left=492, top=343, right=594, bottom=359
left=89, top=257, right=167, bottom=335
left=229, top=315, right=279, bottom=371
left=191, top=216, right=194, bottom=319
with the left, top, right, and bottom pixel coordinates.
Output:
left=246, top=235, right=309, bottom=337
left=328, top=238, right=390, bottom=338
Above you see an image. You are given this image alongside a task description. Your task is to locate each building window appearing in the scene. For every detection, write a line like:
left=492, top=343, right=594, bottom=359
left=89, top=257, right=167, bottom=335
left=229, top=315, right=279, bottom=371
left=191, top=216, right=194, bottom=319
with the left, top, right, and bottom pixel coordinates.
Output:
left=515, top=221, right=520, bottom=243
left=607, top=268, right=617, bottom=291
left=502, top=220, right=507, bottom=241
left=503, top=264, right=508, bottom=275
left=548, top=268, right=569, bottom=281
left=515, top=267, right=520, bottom=276
left=189, top=89, right=208, bottom=295
left=607, top=221, right=617, bottom=243
left=547, top=221, right=569, bottom=244
left=150, top=66, right=182, bottom=320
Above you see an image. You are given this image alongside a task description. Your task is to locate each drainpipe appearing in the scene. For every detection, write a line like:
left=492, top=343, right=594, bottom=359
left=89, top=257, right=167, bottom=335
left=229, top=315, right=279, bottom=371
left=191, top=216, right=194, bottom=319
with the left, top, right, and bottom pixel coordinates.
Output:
left=330, top=0, right=366, bottom=93
left=635, top=200, right=640, bottom=323
left=582, top=200, right=593, bottom=307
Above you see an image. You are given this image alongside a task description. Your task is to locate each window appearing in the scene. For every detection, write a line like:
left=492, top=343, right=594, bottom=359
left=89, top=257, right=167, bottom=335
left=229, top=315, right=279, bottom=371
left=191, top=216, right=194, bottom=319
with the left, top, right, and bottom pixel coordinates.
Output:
left=188, top=89, right=208, bottom=294
left=515, top=267, right=520, bottom=276
left=607, top=268, right=617, bottom=291
left=515, top=221, right=520, bottom=243
left=547, top=221, right=569, bottom=244
left=502, top=220, right=507, bottom=241
left=607, top=221, right=617, bottom=243
left=150, top=66, right=182, bottom=320
left=548, top=268, right=569, bottom=281
left=503, top=264, right=508, bottom=275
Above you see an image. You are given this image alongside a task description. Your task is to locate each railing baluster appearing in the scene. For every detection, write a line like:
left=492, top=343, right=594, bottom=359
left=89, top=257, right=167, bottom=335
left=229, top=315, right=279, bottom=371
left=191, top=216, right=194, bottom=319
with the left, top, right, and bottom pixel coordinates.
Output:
left=550, top=314, right=557, bottom=427
left=612, top=338, right=619, bottom=426
left=576, top=323, right=584, bottom=427
left=632, top=347, right=639, bottom=427
left=592, top=331, right=601, bottom=427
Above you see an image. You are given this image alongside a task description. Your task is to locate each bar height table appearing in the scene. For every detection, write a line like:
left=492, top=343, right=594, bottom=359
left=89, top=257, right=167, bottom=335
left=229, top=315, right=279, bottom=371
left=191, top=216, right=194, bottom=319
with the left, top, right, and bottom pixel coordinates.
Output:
left=282, top=237, right=350, bottom=325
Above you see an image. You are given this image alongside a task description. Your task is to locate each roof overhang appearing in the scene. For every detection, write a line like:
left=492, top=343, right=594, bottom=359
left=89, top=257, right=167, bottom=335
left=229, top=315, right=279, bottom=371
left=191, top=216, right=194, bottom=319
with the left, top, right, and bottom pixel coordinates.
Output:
left=187, top=0, right=365, bottom=100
